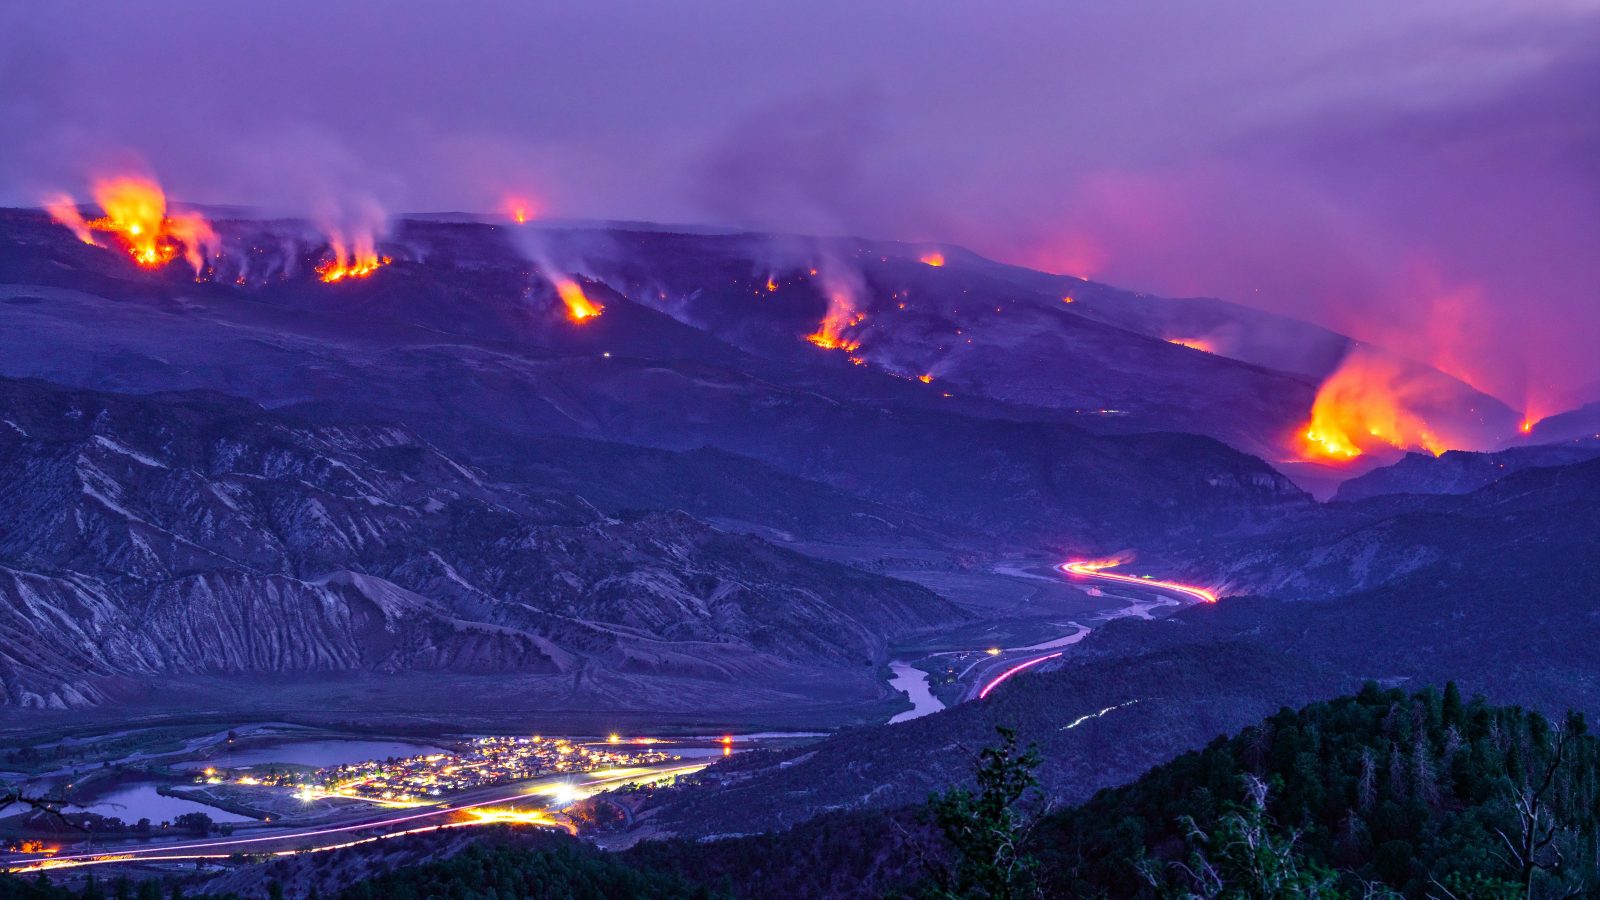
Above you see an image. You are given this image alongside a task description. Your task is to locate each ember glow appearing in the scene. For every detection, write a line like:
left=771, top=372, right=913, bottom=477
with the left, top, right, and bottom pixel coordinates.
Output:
left=505, top=197, right=536, bottom=224
left=316, top=234, right=391, bottom=283
left=46, top=177, right=217, bottom=274
left=806, top=303, right=865, bottom=351
left=919, top=251, right=945, bottom=267
left=555, top=278, right=603, bottom=322
left=806, top=287, right=866, bottom=352
left=1167, top=338, right=1214, bottom=353
left=1298, top=350, right=1451, bottom=461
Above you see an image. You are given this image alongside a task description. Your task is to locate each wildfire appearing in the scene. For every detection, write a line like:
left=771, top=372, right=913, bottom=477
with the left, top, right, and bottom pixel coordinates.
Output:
left=1520, top=419, right=1537, bottom=435
left=1167, top=338, right=1214, bottom=353
left=765, top=275, right=778, bottom=292
left=316, top=234, right=391, bottom=283
left=918, top=373, right=933, bottom=384
left=555, top=277, right=603, bottom=322
left=807, top=309, right=864, bottom=351
left=919, top=251, right=946, bottom=267
left=806, top=287, right=866, bottom=352
left=505, top=197, right=536, bottom=224
left=1298, top=350, right=1449, bottom=461
left=45, top=177, right=217, bottom=274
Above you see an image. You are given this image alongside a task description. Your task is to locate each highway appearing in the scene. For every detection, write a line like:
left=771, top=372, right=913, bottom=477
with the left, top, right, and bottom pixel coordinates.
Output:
left=964, top=561, right=1218, bottom=700
left=6, top=762, right=706, bottom=874
left=1059, top=560, right=1218, bottom=604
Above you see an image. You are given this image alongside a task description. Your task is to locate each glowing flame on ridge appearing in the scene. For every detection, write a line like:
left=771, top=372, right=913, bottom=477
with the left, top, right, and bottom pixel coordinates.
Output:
left=919, top=251, right=945, bottom=267
left=505, top=197, right=536, bottom=224
left=806, top=283, right=865, bottom=352
left=1298, top=350, right=1452, bottom=461
left=45, top=177, right=217, bottom=274
left=555, top=278, right=603, bottom=322
left=1167, top=337, right=1214, bottom=353
left=316, top=234, right=391, bottom=283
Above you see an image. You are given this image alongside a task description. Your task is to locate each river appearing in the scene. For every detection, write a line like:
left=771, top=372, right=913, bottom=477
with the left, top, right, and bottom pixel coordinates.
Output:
left=887, top=662, right=945, bottom=724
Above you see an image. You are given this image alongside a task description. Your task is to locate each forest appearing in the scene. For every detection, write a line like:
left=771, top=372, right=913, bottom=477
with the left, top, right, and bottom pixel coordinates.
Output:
left=5, top=684, right=1594, bottom=898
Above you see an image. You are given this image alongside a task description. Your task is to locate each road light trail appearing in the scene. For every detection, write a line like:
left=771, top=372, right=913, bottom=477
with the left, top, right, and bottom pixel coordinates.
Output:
left=15, top=820, right=487, bottom=874
left=976, top=652, right=1062, bottom=699
left=1060, top=560, right=1218, bottom=603
left=8, top=763, right=705, bottom=871
left=974, top=561, right=1219, bottom=701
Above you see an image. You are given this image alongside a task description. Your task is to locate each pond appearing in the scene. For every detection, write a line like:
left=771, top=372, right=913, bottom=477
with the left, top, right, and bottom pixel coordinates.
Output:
left=77, top=782, right=253, bottom=825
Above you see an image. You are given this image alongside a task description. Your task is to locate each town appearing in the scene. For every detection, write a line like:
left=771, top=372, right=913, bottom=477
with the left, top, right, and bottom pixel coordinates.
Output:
left=201, top=736, right=680, bottom=805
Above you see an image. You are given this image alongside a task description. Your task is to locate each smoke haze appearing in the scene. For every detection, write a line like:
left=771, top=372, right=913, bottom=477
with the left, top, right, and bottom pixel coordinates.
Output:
left=4, top=0, right=1596, bottom=411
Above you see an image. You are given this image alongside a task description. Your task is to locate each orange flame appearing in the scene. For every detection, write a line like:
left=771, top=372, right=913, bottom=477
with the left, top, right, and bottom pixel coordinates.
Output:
left=765, top=275, right=778, bottom=292
left=92, top=178, right=216, bottom=272
left=47, top=177, right=217, bottom=274
left=505, top=197, right=536, bottom=224
left=316, top=234, right=391, bottom=283
left=1519, top=419, right=1537, bottom=435
left=555, top=278, right=603, bottom=322
left=1299, top=350, right=1450, bottom=461
left=805, top=279, right=866, bottom=352
left=919, top=251, right=945, bottom=267
left=806, top=297, right=865, bottom=351
left=1167, top=337, right=1214, bottom=353
left=917, top=373, right=933, bottom=384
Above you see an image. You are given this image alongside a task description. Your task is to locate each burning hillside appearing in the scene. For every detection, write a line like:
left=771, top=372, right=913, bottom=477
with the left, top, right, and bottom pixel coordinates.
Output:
left=1294, top=347, right=1511, bottom=461
left=805, top=269, right=868, bottom=353
left=45, top=177, right=217, bottom=275
left=41, top=176, right=407, bottom=288
left=806, top=295, right=864, bottom=352
left=1167, top=338, right=1215, bottom=353
left=316, top=232, right=391, bottom=283
left=554, top=277, right=603, bottom=322
left=506, top=198, right=536, bottom=224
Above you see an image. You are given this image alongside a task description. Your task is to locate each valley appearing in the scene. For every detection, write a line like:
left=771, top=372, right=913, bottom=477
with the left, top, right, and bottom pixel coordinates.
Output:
left=0, top=204, right=1593, bottom=897
left=0, top=720, right=790, bottom=876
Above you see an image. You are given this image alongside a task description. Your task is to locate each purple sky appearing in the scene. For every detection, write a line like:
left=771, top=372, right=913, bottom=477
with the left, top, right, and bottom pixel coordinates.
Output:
left=4, top=1, right=1596, bottom=413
